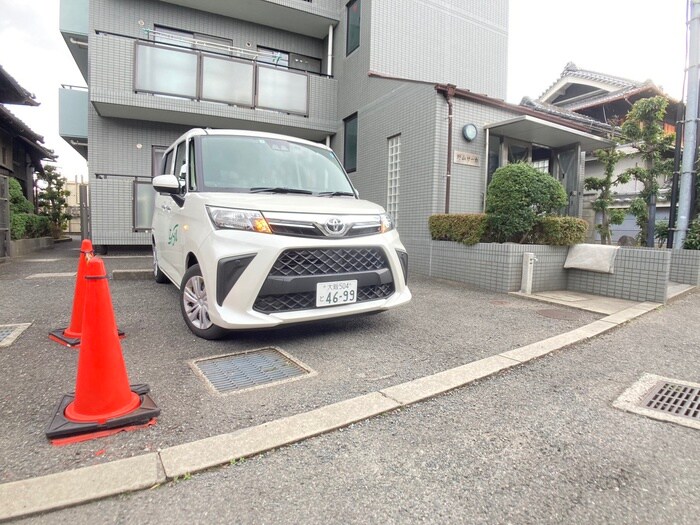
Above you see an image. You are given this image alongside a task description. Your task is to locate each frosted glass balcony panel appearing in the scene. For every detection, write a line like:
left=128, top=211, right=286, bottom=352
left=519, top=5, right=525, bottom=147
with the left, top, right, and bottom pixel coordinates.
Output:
left=134, top=44, right=198, bottom=98
left=201, top=55, right=254, bottom=106
left=256, top=67, right=308, bottom=115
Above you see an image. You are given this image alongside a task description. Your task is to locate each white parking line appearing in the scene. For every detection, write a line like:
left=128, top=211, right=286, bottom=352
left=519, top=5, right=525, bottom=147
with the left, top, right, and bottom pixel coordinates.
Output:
left=25, top=272, right=76, bottom=279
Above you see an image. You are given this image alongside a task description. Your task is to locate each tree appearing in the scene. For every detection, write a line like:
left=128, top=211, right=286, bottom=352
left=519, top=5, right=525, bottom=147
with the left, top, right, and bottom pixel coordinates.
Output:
left=35, top=165, right=72, bottom=239
left=485, top=163, right=567, bottom=243
left=584, top=147, right=630, bottom=245
left=620, top=96, right=674, bottom=246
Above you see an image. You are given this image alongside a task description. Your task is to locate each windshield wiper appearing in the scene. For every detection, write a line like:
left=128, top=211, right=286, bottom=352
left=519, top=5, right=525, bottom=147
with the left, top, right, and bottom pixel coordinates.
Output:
left=317, top=191, right=356, bottom=197
left=250, top=187, right=313, bottom=195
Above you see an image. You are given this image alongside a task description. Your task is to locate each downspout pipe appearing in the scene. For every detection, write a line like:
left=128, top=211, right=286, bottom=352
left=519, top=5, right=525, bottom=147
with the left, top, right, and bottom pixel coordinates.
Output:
left=441, top=84, right=456, bottom=213
left=675, top=0, right=700, bottom=249
left=668, top=101, right=686, bottom=248
left=326, top=25, right=333, bottom=76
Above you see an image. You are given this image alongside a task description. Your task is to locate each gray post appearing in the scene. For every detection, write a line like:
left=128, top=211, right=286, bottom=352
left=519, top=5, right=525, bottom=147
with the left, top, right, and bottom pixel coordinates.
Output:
left=675, top=0, right=700, bottom=249
left=520, top=252, right=536, bottom=294
left=79, top=184, right=90, bottom=240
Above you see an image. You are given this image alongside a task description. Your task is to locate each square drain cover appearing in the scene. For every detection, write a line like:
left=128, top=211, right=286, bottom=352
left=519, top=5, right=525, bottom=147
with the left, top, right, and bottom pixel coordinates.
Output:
left=614, top=374, right=700, bottom=431
left=0, top=323, right=31, bottom=348
left=193, top=347, right=313, bottom=394
left=643, top=381, right=700, bottom=421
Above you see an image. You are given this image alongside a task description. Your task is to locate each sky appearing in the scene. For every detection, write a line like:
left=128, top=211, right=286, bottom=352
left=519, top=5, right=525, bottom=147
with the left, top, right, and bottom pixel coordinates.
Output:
left=0, top=0, right=691, bottom=182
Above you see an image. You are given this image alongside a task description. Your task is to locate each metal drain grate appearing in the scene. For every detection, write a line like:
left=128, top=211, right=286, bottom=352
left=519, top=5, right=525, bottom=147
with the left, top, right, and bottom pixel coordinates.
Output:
left=643, top=381, right=700, bottom=421
left=193, top=347, right=311, bottom=394
left=0, top=324, right=31, bottom=348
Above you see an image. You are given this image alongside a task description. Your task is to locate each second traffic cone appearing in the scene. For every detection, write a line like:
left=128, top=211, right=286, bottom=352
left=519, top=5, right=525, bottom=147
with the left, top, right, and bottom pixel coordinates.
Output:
left=49, top=239, right=94, bottom=347
left=45, top=257, right=160, bottom=443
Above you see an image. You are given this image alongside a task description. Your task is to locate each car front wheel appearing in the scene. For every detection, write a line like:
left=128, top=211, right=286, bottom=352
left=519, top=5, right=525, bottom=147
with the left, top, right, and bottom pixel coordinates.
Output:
left=180, top=264, right=227, bottom=340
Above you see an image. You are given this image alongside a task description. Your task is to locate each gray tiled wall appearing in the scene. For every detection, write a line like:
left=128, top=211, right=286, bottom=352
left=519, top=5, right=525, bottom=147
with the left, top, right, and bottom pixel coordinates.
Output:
left=567, top=247, right=670, bottom=303
left=425, top=242, right=568, bottom=293
left=669, top=249, right=700, bottom=285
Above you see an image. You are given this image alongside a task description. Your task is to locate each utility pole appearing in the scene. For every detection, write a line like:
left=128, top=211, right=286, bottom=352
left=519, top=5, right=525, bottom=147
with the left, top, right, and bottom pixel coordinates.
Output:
left=675, top=0, right=700, bottom=249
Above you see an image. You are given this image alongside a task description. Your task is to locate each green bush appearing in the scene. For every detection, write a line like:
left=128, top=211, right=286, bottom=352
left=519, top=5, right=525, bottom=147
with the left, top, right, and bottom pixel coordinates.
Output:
left=11, top=213, right=30, bottom=240
left=9, top=178, right=33, bottom=214
left=485, top=163, right=567, bottom=243
left=428, top=214, right=487, bottom=245
left=10, top=212, right=50, bottom=240
left=527, top=216, right=588, bottom=246
left=684, top=219, right=700, bottom=250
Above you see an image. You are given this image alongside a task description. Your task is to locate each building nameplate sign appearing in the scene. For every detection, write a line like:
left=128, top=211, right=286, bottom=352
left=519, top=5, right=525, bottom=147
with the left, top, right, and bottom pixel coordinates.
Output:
left=454, top=151, right=479, bottom=166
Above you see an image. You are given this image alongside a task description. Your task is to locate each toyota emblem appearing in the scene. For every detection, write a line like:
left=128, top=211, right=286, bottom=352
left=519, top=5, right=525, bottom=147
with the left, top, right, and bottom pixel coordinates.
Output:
left=325, top=217, right=345, bottom=235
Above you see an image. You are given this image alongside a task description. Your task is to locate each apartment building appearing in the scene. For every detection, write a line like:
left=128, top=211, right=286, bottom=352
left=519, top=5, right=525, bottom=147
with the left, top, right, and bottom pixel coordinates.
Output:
left=59, top=0, right=609, bottom=270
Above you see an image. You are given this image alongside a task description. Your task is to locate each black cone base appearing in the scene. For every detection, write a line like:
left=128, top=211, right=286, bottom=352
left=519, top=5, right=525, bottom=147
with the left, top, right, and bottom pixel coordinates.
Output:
left=45, top=384, right=160, bottom=441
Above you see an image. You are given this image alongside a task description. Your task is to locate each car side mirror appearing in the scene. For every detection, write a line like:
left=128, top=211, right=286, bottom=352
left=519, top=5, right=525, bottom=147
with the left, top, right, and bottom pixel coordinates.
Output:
left=153, top=174, right=181, bottom=194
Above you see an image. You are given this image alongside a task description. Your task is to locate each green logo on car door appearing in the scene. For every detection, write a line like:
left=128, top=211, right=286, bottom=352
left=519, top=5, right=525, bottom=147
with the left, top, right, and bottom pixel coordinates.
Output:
left=168, top=224, right=179, bottom=246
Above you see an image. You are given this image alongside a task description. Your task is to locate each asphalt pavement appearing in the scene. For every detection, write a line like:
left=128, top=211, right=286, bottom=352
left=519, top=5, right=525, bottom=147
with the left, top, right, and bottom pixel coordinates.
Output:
left=2, top=238, right=699, bottom=523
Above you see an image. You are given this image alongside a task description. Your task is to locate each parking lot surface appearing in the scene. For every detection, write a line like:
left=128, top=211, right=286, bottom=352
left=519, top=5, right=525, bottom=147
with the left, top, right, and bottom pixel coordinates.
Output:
left=0, top=238, right=600, bottom=483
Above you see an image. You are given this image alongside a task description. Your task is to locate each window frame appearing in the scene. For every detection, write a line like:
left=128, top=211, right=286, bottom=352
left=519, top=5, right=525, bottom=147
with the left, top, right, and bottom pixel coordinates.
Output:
left=386, top=134, right=401, bottom=223
left=346, top=0, right=361, bottom=56
left=343, top=113, right=358, bottom=173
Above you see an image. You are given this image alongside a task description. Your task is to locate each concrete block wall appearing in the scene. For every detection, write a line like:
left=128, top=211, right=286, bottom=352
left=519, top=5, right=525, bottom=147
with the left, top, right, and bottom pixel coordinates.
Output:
left=425, top=242, right=568, bottom=293
left=567, top=247, right=670, bottom=303
left=669, top=249, right=700, bottom=285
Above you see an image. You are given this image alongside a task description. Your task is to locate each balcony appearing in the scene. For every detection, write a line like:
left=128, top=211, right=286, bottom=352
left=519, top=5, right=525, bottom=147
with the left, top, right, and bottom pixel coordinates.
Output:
left=59, top=85, right=88, bottom=159
left=59, top=0, right=88, bottom=82
left=158, top=0, right=339, bottom=38
left=90, top=33, right=337, bottom=141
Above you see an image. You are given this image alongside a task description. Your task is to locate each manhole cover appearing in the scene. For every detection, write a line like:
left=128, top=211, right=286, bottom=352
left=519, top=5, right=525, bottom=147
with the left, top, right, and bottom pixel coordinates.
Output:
left=193, top=347, right=312, bottom=394
left=536, top=309, right=579, bottom=320
left=0, top=324, right=31, bottom=348
left=643, top=381, right=700, bottom=421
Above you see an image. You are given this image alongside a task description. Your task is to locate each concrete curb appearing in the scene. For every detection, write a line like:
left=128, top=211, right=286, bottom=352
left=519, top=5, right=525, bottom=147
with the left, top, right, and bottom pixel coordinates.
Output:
left=0, top=299, right=663, bottom=521
left=0, top=454, right=164, bottom=522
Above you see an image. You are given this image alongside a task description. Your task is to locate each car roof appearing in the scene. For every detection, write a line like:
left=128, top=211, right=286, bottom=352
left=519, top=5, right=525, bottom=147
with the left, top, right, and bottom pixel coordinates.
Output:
left=167, top=128, right=330, bottom=152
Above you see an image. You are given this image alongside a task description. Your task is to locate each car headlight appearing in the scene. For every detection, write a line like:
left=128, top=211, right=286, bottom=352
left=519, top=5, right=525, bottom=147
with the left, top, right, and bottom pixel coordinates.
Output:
left=206, top=206, right=272, bottom=233
left=380, top=213, right=395, bottom=233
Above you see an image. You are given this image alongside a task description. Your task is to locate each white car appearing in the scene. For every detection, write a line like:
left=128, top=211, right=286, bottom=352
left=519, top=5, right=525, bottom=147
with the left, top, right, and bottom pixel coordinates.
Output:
left=152, top=129, right=411, bottom=339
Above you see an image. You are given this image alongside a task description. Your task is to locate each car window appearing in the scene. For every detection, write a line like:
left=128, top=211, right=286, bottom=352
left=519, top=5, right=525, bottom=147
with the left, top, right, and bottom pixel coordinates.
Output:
left=199, top=136, right=353, bottom=194
left=174, top=141, right=187, bottom=194
left=162, top=150, right=174, bottom=175
left=188, top=139, right=197, bottom=191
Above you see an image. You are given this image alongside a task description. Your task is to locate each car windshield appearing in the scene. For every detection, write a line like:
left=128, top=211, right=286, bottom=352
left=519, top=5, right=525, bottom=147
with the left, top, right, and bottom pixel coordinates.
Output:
left=199, top=135, right=354, bottom=195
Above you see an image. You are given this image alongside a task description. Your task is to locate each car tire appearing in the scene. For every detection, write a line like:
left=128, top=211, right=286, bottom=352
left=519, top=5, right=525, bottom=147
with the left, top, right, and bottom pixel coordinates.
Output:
left=152, top=242, right=170, bottom=284
left=180, top=264, right=227, bottom=340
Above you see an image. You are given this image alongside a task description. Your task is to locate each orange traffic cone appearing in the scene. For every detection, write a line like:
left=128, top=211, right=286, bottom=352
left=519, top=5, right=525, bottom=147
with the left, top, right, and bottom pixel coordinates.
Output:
left=49, top=239, right=94, bottom=347
left=46, top=257, right=159, bottom=444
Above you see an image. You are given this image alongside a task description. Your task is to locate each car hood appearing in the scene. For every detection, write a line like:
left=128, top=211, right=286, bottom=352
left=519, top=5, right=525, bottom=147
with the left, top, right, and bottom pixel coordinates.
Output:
left=196, top=192, right=386, bottom=215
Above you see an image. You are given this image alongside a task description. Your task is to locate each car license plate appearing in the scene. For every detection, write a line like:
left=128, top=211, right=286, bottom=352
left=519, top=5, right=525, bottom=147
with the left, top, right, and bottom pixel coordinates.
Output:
left=316, top=280, right=358, bottom=307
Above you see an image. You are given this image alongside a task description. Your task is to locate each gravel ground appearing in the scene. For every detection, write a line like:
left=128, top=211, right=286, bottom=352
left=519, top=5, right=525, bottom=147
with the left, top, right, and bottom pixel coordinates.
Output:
left=0, top=238, right=600, bottom=483
left=18, top=289, right=700, bottom=524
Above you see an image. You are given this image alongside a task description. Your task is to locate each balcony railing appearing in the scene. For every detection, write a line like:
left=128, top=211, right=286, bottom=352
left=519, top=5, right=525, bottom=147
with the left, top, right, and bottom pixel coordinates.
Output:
left=133, top=38, right=313, bottom=116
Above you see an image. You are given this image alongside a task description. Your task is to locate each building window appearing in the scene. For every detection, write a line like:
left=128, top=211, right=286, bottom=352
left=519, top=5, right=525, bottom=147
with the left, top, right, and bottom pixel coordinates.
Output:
left=344, top=113, right=358, bottom=172
left=387, top=134, right=400, bottom=223
left=257, top=46, right=289, bottom=68
left=153, top=25, right=233, bottom=54
left=346, top=0, right=361, bottom=55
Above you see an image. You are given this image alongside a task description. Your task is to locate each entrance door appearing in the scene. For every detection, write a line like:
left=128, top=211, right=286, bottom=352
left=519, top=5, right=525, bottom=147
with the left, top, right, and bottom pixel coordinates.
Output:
left=552, top=145, right=582, bottom=217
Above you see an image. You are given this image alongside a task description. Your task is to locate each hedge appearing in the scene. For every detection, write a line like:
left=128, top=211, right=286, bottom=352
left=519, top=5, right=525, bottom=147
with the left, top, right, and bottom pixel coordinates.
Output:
left=11, top=213, right=51, bottom=240
left=684, top=219, right=700, bottom=250
left=428, top=214, right=487, bottom=245
left=526, top=216, right=588, bottom=246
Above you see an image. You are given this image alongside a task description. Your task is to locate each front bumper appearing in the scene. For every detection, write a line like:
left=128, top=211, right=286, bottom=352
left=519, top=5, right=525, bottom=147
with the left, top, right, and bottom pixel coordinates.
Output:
left=195, top=230, right=411, bottom=329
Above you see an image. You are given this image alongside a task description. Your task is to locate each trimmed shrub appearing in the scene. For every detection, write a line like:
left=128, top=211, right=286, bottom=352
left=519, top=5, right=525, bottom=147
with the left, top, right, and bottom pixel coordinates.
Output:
left=429, top=214, right=487, bottom=245
left=527, top=216, right=588, bottom=246
left=9, top=178, right=33, bottom=214
left=11, top=213, right=51, bottom=240
left=485, top=163, right=567, bottom=243
left=684, top=219, right=700, bottom=250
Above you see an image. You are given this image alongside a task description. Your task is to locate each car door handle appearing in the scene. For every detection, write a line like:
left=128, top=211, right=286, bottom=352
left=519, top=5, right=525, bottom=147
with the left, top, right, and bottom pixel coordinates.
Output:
left=161, top=204, right=171, bottom=212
